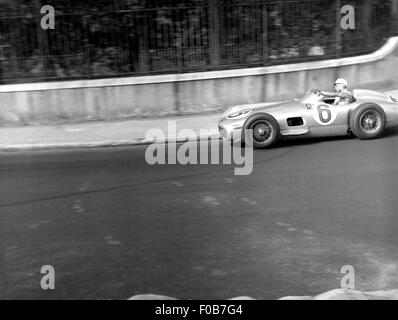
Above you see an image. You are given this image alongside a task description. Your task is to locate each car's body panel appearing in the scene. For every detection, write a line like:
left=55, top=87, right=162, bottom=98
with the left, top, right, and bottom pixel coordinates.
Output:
left=218, top=89, right=398, bottom=142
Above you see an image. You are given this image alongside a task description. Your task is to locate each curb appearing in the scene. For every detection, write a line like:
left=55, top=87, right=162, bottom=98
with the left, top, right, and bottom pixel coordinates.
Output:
left=0, top=133, right=221, bottom=152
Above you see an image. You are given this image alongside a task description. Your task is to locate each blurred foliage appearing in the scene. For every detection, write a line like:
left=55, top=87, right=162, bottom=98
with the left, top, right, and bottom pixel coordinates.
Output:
left=0, top=0, right=393, bottom=83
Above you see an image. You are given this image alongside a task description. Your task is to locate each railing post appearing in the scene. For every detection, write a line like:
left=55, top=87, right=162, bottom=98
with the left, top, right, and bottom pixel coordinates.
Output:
left=6, top=16, right=19, bottom=83
left=262, top=3, right=268, bottom=65
left=137, top=11, right=150, bottom=72
left=393, top=0, right=398, bottom=35
left=361, top=0, right=373, bottom=50
left=176, top=21, right=183, bottom=72
left=34, top=0, right=50, bottom=78
left=335, top=0, right=342, bottom=58
left=209, top=0, right=220, bottom=67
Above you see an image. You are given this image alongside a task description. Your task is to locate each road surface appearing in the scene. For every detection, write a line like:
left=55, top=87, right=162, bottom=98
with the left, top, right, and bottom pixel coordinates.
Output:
left=1, top=130, right=398, bottom=299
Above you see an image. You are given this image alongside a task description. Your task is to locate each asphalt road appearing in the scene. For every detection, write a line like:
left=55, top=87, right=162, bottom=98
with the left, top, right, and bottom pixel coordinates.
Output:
left=1, top=130, right=398, bottom=300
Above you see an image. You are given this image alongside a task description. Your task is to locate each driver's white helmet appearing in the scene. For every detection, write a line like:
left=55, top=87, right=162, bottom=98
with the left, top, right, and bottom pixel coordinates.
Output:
left=335, top=78, right=348, bottom=87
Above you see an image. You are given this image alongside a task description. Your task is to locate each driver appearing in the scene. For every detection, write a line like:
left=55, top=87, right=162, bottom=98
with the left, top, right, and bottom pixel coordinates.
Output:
left=321, top=78, right=354, bottom=105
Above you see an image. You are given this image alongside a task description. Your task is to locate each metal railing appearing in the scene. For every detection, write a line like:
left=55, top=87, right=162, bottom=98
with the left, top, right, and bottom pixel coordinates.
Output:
left=0, top=0, right=394, bottom=84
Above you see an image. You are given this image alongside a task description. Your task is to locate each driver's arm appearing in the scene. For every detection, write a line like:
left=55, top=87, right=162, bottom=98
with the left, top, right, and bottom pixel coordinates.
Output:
left=320, top=91, right=338, bottom=97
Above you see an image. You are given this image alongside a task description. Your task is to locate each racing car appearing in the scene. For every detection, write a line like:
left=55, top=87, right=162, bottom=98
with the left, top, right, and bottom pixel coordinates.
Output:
left=218, top=89, right=398, bottom=149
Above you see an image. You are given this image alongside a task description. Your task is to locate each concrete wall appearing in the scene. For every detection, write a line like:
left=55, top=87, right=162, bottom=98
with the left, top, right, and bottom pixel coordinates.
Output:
left=1, top=36, right=398, bottom=126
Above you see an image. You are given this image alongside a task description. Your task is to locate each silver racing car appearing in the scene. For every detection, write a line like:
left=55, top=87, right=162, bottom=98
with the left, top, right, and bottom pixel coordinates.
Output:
left=218, top=89, right=398, bottom=149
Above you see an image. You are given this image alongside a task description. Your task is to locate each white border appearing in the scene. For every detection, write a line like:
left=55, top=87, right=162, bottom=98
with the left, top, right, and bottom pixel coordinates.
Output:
left=1, top=37, right=397, bottom=93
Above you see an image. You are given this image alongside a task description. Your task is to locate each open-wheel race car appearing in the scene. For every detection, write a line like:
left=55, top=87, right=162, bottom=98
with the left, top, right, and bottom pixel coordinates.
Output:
left=218, top=89, right=398, bottom=149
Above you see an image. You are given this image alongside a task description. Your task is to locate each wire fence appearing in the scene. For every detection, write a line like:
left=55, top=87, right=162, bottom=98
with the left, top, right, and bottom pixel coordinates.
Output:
left=0, top=0, right=394, bottom=83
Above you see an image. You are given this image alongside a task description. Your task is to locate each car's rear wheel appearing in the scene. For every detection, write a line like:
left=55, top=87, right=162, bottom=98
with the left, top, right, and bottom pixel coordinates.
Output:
left=242, top=113, right=280, bottom=149
left=349, top=103, right=386, bottom=140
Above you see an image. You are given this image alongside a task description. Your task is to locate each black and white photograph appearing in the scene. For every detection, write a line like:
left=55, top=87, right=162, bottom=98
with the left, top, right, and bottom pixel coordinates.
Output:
left=0, top=0, right=398, bottom=308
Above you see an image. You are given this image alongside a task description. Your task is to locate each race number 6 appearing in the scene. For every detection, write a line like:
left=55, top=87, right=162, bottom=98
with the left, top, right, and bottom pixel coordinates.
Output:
left=312, top=104, right=337, bottom=125
left=317, top=105, right=332, bottom=123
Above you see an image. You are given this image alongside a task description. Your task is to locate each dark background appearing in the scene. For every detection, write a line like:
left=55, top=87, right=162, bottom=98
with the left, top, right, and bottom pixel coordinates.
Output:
left=0, top=0, right=394, bottom=83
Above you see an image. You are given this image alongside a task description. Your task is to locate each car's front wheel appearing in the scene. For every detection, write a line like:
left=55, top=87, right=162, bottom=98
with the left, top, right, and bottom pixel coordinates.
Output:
left=242, top=113, right=280, bottom=149
left=349, top=104, right=386, bottom=140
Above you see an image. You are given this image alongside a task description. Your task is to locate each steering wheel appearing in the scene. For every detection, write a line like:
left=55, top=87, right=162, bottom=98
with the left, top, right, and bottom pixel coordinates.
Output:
left=310, top=89, right=322, bottom=96
left=309, top=89, right=322, bottom=96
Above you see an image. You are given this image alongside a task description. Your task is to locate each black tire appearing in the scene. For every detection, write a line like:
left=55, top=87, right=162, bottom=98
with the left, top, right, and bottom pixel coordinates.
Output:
left=349, top=103, right=386, bottom=140
left=242, top=113, right=280, bottom=149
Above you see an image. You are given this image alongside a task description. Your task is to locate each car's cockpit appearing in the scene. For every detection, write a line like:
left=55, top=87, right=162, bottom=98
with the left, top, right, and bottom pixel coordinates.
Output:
left=298, top=89, right=355, bottom=105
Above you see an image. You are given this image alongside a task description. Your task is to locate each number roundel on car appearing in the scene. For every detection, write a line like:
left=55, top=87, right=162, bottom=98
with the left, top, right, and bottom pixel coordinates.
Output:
left=312, top=104, right=337, bottom=125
